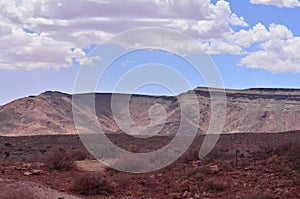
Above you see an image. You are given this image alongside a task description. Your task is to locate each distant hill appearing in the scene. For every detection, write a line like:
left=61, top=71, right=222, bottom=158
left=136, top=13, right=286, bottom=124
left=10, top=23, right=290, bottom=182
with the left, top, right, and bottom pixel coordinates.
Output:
left=1, top=87, right=300, bottom=136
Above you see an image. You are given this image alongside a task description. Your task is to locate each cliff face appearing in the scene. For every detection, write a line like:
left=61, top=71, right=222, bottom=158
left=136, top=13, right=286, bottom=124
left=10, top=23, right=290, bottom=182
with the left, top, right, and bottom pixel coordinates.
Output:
left=0, top=88, right=300, bottom=136
left=215, top=88, right=300, bottom=133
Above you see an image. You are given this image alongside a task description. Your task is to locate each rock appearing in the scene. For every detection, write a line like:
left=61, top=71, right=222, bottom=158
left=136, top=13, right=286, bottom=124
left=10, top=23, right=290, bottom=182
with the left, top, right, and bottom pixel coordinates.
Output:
left=22, top=163, right=32, bottom=168
left=183, top=191, right=189, bottom=198
left=275, top=188, right=282, bottom=193
left=32, top=169, right=43, bottom=175
left=193, top=160, right=204, bottom=167
left=244, top=167, right=253, bottom=171
left=202, top=192, right=208, bottom=197
left=23, top=171, right=32, bottom=176
left=267, top=157, right=273, bottom=163
left=150, top=174, right=155, bottom=179
left=210, top=165, right=219, bottom=173
left=33, top=162, right=45, bottom=167
left=16, top=167, right=27, bottom=171
left=169, top=192, right=180, bottom=199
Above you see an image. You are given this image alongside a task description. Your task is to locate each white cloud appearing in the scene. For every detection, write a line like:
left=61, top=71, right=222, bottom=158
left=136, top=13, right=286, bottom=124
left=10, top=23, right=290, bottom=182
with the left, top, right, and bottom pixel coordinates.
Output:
left=231, top=23, right=293, bottom=48
left=233, top=23, right=300, bottom=73
left=239, top=37, right=300, bottom=73
left=200, top=21, right=300, bottom=73
left=250, top=0, right=300, bottom=8
left=204, top=39, right=242, bottom=55
left=72, top=48, right=101, bottom=66
left=0, top=24, right=12, bottom=36
left=0, top=0, right=299, bottom=74
left=0, top=0, right=248, bottom=70
left=111, top=28, right=204, bottom=55
left=230, top=14, right=248, bottom=27
left=0, top=28, right=74, bottom=70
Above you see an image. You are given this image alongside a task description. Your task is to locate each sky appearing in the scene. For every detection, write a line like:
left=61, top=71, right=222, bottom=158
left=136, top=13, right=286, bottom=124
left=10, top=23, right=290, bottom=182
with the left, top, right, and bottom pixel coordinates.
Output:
left=0, top=0, right=300, bottom=105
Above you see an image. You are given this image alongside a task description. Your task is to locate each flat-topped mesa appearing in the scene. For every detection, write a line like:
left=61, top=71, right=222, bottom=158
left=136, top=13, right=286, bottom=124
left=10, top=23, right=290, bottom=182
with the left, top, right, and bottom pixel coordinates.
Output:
left=245, top=87, right=300, bottom=92
left=0, top=87, right=300, bottom=136
left=190, top=87, right=300, bottom=101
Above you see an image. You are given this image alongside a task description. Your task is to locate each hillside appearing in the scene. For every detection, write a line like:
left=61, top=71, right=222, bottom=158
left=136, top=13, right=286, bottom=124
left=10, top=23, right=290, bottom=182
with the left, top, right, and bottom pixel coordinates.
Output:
left=0, top=87, right=300, bottom=136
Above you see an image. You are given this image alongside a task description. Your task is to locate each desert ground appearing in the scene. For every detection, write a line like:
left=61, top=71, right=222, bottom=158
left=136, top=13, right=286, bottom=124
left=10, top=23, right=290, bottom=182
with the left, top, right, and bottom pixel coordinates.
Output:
left=0, top=132, right=299, bottom=199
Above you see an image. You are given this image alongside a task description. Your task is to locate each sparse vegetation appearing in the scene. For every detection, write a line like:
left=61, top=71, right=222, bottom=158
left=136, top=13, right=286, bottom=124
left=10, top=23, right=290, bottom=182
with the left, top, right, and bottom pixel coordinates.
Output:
left=70, top=150, right=89, bottom=161
left=71, top=172, right=115, bottom=196
left=274, top=141, right=300, bottom=160
left=116, top=174, right=130, bottom=188
left=292, top=174, right=300, bottom=185
left=218, top=160, right=234, bottom=171
left=4, top=142, right=13, bottom=147
left=4, top=151, right=10, bottom=158
left=204, top=178, right=226, bottom=191
left=292, top=160, right=300, bottom=173
left=240, top=190, right=275, bottom=199
left=44, top=149, right=74, bottom=171
left=39, top=149, right=47, bottom=154
left=181, top=148, right=199, bottom=162
left=207, top=147, right=236, bottom=160
left=0, top=132, right=299, bottom=198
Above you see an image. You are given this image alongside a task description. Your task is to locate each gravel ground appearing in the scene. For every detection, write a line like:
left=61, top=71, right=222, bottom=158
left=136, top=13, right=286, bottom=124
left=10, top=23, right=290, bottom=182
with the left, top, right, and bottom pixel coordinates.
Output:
left=0, top=178, right=81, bottom=199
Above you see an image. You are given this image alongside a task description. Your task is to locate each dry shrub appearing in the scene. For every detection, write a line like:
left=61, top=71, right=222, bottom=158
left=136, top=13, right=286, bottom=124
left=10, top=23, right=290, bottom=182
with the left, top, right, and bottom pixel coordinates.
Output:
left=219, top=160, right=234, bottom=171
left=116, top=174, right=130, bottom=188
left=112, top=154, right=153, bottom=172
left=240, top=190, right=275, bottom=199
left=273, top=141, right=300, bottom=160
left=198, top=165, right=214, bottom=174
left=292, top=160, right=300, bottom=173
left=274, top=142, right=292, bottom=156
left=169, top=192, right=180, bottom=199
left=185, top=166, right=211, bottom=178
left=292, top=174, right=300, bottom=185
left=70, top=150, right=89, bottom=161
left=207, top=147, right=235, bottom=160
left=45, top=149, right=74, bottom=171
left=185, top=167, right=199, bottom=177
left=204, top=178, right=226, bottom=191
left=287, top=143, right=300, bottom=161
left=181, top=148, right=199, bottom=162
left=139, top=174, right=156, bottom=186
left=1, top=187, right=36, bottom=199
left=238, top=158, right=249, bottom=168
left=71, top=172, right=115, bottom=196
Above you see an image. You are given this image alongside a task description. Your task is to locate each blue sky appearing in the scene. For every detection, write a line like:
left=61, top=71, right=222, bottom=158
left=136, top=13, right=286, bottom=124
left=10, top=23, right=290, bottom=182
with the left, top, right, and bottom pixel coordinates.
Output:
left=0, top=0, right=300, bottom=105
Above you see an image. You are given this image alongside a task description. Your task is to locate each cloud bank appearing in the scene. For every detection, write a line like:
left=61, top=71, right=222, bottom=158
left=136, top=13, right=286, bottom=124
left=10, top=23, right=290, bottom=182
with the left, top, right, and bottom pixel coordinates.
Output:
left=250, top=0, right=300, bottom=8
left=0, top=0, right=299, bottom=73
